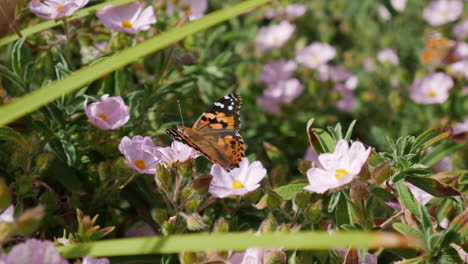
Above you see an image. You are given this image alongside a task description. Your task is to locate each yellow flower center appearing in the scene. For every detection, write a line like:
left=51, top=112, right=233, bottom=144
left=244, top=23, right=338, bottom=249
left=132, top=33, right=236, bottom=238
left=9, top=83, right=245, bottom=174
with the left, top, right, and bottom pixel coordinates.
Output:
left=440, top=11, right=449, bottom=19
left=57, top=5, right=65, bottom=11
left=273, top=36, right=281, bottom=45
left=232, top=180, right=244, bottom=190
left=97, top=114, right=108, bottom=121
left=122, top=20, right=133, bottom=28
left=428, top=91, right=437, bottom=97
left=134, top=160, right=146, bottom=170
left=335, top=169, right=349, bottom=180
left=311, top=55, right=319, bottom=64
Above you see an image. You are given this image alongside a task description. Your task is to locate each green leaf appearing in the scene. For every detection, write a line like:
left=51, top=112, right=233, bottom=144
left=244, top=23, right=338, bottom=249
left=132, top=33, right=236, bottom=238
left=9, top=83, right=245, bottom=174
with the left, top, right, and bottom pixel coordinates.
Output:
left=392, top=223, right=424, bottom=241
left=12, top=37, right=26, bottom=76
left=328, top=191, right=341, bottom=213
left=0, top=0, right=273, bottom=126
left=420, top=141, right=468, bottom=167
left=411, top=127, right=451, bottom=152
left=395, top=182, right=421, bottom=218
left=57, top=231, right=420, bottom=258
left=311, top=128, right=336, bottom=153
left=344, top=120, right=357, bottom=141
left=335, top=193, right=351, bottom=227
left=459, top=172, right=468, bottom=184
left=418, top=205, right=432, bottom=238
left=406, top=176, right=462, bottom=197
left=0, top=64, right=26, bottom=92
left=274, top=183, right=307, bottom=201
left=0, top=127, right=27, bottom=148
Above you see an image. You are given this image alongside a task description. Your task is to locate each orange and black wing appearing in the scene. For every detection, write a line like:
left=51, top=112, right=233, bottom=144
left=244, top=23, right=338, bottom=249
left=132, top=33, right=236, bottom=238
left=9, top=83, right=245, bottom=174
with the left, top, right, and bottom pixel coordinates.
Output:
left=192, top=93, right=242, bottom=132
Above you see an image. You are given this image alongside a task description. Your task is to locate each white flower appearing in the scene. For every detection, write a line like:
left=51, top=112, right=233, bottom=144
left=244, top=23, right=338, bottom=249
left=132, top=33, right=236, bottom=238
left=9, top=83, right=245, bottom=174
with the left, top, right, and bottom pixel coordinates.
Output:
left=0, top=205, right=14, bottom=223
left=378, top=5, right=392, bottom=21
left=256, top=21, right=295, bottom=51
left=304, top=140, right=371, bottom=194
left=409, top=72, right=453, bottom=104
left=209, top=158, right=266, bottom=198
left=391, top=0, right=407, bottom=12
left=423, top=0, right=463, bottom=26
left=377, top=48, right=400, bottom=65
left=295, top=42, right=336, bottom=69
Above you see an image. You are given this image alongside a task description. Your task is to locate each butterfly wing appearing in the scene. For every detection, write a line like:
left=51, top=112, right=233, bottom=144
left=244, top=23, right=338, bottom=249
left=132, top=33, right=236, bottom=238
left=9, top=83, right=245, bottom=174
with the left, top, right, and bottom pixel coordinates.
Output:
left=192, top=93, right=242, bottom=132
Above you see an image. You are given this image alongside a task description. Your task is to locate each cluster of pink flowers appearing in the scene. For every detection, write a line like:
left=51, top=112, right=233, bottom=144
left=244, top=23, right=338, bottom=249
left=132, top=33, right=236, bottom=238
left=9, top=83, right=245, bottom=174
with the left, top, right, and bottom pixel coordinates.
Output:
left=256, top=21, right=295, bottom=51
left=257, top=60, right=304, bottom=114
left=318, top=64, right=359, bottom=112
left=119, top=136, right=201, bottom=174
left=166, top=0, right=209, bottom=21
left=264, top=4, right=307, bottom=20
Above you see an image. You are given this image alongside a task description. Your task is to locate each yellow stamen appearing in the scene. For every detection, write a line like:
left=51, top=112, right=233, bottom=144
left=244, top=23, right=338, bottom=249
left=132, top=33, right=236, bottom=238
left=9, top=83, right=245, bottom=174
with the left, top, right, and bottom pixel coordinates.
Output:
left=440, top=11, right=449, bottom=19
left=311, top=55, right=319, bottom=63
left=134, top=160, right=146, bottom=170
left=232, top=180, right=244, bottom=190
left=428, top=91, right=437, bottom=97
left=97, top=114, right=108, bottom=121
left=57, top=5, right=65, bottom=11
left=335, top=169, right=349, bottom=180
left=122, top=20, right=133, bottom=29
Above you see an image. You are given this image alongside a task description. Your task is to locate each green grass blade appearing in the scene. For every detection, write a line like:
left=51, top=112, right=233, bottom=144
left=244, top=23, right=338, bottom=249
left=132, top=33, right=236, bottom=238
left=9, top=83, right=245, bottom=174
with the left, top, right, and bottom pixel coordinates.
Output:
left=0, top=0, right=271, bottom=127
left=0, top=0, right=138, bottom=47
left=57, top=231, right=423, bottom=258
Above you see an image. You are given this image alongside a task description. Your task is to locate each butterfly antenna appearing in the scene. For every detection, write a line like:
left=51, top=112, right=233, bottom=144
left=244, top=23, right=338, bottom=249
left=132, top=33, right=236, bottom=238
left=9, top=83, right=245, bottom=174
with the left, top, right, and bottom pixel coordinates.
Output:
left=177, top=100, right=185, bottom=126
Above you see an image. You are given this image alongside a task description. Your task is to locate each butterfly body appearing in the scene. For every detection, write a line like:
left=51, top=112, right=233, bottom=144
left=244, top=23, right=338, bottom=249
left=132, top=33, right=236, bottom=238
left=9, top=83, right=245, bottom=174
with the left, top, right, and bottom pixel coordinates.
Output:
left=166, top=93, right=245, bottom=170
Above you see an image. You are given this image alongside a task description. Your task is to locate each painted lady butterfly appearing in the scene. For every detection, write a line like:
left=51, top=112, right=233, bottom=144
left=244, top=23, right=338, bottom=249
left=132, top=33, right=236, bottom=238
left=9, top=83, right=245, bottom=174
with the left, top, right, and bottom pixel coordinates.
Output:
left=166, top=93, right=245, bottom=170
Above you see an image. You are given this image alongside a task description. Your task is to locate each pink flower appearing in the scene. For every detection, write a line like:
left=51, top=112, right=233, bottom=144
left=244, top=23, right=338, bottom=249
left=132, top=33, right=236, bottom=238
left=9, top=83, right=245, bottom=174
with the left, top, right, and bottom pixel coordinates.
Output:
left=410, top=73, right=453, bottom=104
left=334, top=84, right=356, bottom=112
left=0, top=239, right=68, bottom=264
left=284, top=4, right=307, bottom=19
left=260, top=60, right=297, bottom=85
left=257, top=78, right=304, bottom=114
left=448, top=60, right=468, bottom=78
left=423, top=0, right=463, bottom=26
left=296, top=42, right=336, bottom=69
left=118, top=136, right=160, bottom=174
left=97, top=2, right=156, bottom=34
left=263, top=78, right=304, bottom=104
left=433, top=156, right=453, bottom=172
left=391, top=0, right=407, bottom=12
left=84, top=94, right=130, bottom=130
left=377, top=48, right=400, bottom=65
left=29, top=0, right=89, bottom=20
left=256, top=21, right=295, bottom=51
left=317, top=65, right=358, bottom=90
left=151, top=141, right=201, bottom=167
left=257, top=96, right=281, bottom=115
left=304, top=147, right=320, bottom=167
left=453, top=119, right=468, bottom=135
left=166, top=0, right=208, bottom=21
left=209, top=158, right=266, bottom=198
left=82, top=257, right=110, bottom=264
left=304, top=140, right=371, bottom=194
left=453, top=42, right=468, bottom=60
left=453, top=20, right=468, bottom=39
left=378, top=5, right=392, bottom=21
left=407, top=183, right=434, bottom=205
left=0, top=205, right=14, bottom=223
left=230, top=248, right=264, bottom=264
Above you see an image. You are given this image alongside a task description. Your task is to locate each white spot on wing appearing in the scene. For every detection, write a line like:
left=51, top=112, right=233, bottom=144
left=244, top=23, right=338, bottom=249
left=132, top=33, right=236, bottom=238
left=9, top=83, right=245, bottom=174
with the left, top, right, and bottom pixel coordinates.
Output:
left=214, top=102, right=224, bottom=108
left=224, top=95, right=230, bottom=99
left=228, top=106, right=233, bottom=110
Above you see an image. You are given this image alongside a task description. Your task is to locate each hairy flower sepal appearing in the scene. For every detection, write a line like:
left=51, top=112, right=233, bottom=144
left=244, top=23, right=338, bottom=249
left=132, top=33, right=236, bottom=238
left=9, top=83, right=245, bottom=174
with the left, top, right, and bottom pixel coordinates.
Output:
left=304, top=140, right=371, bottom=194
left=208, top=158, right=267, bottom=198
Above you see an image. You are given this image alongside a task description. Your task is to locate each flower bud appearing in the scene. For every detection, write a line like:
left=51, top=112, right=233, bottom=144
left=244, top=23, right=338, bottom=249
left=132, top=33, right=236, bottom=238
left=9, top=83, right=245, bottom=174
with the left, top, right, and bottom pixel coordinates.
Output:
left=212, top=217, right=229, bottom=233
left=191, top=175, right=212, bottom=195
left=153, top=208, right=168, bottom=225
left=297, top=159, right=312, bottom=175
left=259, top=214, right=277, bottom=234
left=181, top=213, right=208, bottom=231
left=16, top=205, right=45, bottom=236
left=178, top=160, right=195, bottom=178
left=263, top=250, right=286, bottom=264
left=155, top=165, right=173, bottom=193
left=254, top=194, right=268, bottom=210
left=372, top=161, right=394, bottom=184
left=350, top=181, right=370, bottom=202
left=267, top=190, right=282, bottom=209
left=305, top=200, right=322, bottom=223
left=294, top=191, right=310, bottom=209
left=0, top=179, right=11, bottom=210
left=179, top=252, right=199, bottom=264
left=184, top=197, right=202, bottom=212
